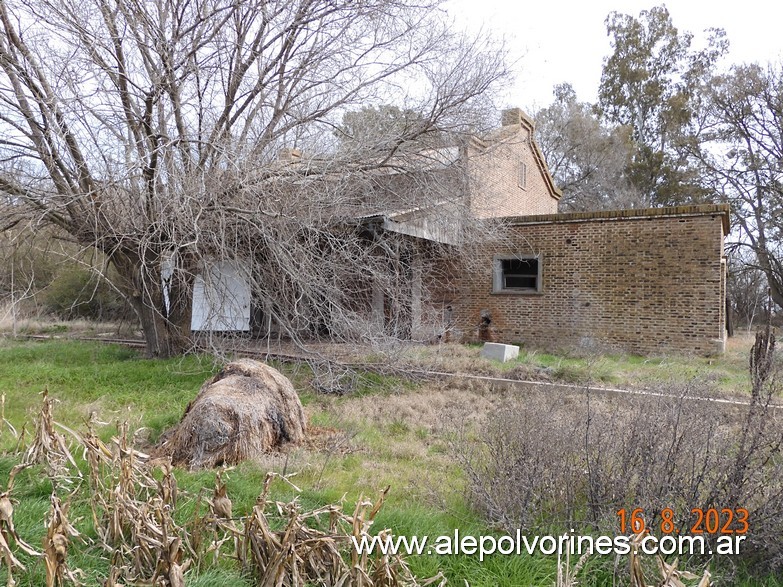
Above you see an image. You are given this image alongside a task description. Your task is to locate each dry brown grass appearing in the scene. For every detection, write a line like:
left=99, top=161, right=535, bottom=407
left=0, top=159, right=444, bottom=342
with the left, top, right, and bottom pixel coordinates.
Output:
left=329, top=380, right=508, bottom=434
left=155, top=359, right=307, bottom=469
left=0, top=302, right=140, bottom=339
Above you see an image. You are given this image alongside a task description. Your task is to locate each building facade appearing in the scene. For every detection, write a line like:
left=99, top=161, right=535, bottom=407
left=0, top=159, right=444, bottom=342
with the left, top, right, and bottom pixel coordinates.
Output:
left=188, top=107, right=730, bottom=356
left=453, top=205, right=729, bottom=356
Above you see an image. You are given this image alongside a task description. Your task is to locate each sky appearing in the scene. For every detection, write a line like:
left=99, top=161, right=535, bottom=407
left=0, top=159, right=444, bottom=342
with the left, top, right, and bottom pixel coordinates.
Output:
left=445, top=0, right=783, bottom=113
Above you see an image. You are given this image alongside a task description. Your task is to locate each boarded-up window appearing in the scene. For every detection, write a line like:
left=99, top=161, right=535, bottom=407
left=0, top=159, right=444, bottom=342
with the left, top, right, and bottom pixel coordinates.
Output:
left=518, top=161, right=528, bottom=189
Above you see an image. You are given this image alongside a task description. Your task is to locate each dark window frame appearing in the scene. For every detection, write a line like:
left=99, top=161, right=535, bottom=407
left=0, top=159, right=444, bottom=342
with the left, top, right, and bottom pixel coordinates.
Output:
left=492, top=254, right=542, bottom=294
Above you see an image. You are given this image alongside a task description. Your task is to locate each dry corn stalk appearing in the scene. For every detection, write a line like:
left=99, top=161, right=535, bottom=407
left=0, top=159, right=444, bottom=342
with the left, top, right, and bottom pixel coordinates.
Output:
left=80, top=412, right=115, bottom=536
left=11, top=423, right=26, bottom=455
left=554, top=546, right=590, bottom=587
left=0, top=530, right=26, bottom=587
left=150, top=529, right=189, bottom=587
left=211, top=471, right=233, bottom=522
left=629, top=533, right=711, bottom=587
left=183, top=491, right=210, bottom=572
left=44, top=494, right=83, bottom=587
left=5, top=393, right=446, bottom=587
left=0, top=460, right=40, bottom=587
left=0, top=490, right=41, bottom=558
left=655, top=556, right=711, bottom=587
left=1, top=393, right=20, bottom=442
left=21, top=390, right=80, bottom=485
left=1, top=486, right=42, bottom=587
left=629, top=533, right=647, bottom=587
left=96, top=421, right=159, bottom=549
left=237, top=476, right=445, bottom=587
left=101, top=550, right=127, bottom=587
left=157, top=460, right=178, bottom=510
left=205, top=470, right=238, bottom=565
left=77, top=416, right=192, bottom=585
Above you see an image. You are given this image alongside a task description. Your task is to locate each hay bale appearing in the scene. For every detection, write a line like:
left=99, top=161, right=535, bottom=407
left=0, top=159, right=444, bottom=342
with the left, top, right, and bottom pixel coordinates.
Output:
left=156, top=359, right=306, bottom=469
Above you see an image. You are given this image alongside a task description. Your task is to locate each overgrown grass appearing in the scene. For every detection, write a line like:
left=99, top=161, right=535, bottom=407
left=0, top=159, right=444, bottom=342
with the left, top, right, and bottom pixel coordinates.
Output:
left=399, top=335, right=760, bottom=395
left=0, top=339, right=777, bottom=585
left=0, top=302, right=140, bottom=338
left=0, top=339, right=216, bottom=442
left=0, top=340, right=560, bottom=585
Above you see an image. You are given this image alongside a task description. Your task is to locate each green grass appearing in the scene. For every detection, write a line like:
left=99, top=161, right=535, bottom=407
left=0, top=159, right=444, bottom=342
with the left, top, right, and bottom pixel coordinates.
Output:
left=21, top=322, right=70, bottom=334
left=0, top=339, right=777, bottom=586
left=734, top=575, right=783, bottom=587
left=0, top=341, right=557, bottom=585
left=0, top=339, right=216, bottom=441
left=513, top=348, right=749, bottom=391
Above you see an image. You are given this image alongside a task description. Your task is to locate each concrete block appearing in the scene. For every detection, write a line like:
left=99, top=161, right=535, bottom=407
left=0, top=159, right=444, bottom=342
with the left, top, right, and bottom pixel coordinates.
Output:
left=481, top=342, right=519, bottom=363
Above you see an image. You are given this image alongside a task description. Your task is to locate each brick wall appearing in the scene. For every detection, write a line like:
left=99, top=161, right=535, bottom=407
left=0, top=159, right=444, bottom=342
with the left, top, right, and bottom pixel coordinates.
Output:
left=467, top=125, right=560, bottom=218
left=453, top=205, right=729, bottom=356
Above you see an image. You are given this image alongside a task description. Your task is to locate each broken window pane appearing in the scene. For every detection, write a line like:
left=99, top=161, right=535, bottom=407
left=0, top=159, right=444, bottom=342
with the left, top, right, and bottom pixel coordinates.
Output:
left=493, top=256, right=541, bottom=293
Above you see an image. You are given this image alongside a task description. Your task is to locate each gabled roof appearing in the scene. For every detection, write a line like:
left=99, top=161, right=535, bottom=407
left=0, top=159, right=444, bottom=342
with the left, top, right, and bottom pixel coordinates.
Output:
left=518, top=111, right=563, bottom=202
left=474, top=108, right=562, bottom=201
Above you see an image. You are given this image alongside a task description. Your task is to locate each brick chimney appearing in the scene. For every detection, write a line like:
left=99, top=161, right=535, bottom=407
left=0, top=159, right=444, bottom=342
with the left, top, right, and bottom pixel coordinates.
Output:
left=501, top=108, right=522, bottom=127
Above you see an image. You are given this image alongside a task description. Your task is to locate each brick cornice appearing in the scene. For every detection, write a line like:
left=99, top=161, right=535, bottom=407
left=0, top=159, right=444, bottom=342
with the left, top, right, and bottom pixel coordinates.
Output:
left=501, top=204, right=731, bottom=234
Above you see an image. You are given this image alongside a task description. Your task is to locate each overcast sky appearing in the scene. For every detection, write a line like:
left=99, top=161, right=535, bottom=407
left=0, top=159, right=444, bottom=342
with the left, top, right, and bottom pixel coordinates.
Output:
left=445, top=0, right=783, bottom=113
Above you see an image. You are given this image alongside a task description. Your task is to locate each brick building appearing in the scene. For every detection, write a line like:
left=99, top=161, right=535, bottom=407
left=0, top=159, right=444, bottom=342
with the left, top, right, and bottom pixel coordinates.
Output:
left=381, top=110, right=729, bottom=356
left=466, top=107, right=561, bottom=218
left=452, top=205, right=729, bottom=356
left=191, top=107, right=729, bottom=356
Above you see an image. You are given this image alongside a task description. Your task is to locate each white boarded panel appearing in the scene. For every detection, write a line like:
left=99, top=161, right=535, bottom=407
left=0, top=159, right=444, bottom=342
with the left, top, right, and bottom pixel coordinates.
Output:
left=191, top=260, right=251, bottom=331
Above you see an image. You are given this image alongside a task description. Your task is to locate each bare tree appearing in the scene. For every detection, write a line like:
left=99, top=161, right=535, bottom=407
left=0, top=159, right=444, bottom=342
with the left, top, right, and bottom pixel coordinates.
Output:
left=702, top=63, right=783, bottom=311
left=0, top=0, right=509, bottom=356
left=726, top=248, right=769, bottom=331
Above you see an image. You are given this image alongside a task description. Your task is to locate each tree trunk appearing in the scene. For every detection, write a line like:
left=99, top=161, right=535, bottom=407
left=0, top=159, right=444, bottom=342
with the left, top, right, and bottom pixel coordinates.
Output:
left=753, top=239, right=783, bottom=312
left=111, top=249, right=194, bottom=358
left=725, top=296, right=734, bottom=338
left=133, top=299, right=183, bottom=358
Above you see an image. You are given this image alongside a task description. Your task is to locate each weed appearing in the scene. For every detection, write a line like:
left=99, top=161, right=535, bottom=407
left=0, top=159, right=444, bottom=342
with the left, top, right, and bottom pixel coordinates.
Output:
left=390, top=340, right=761, bottom=396
left=0, top=392, right=445, bottom=586
left=28, top=323, right=69, bottom=335
left=388, top=419, right=410, bottom=436
left=1, top=339, right=777, bottom=585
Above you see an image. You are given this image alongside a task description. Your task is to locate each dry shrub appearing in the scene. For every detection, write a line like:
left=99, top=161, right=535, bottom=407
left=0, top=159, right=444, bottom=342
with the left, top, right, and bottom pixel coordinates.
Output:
left=457, top=368, right=783, bottom=573
left=41, top=266, right=131, bottom=322
left=155, top=359, right=307, bottom=469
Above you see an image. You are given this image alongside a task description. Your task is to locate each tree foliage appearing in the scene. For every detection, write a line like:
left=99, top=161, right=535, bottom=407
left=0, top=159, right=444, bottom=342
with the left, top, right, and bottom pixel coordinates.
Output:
left=0, top=228, right=130, bottom=322
left=0, top=0, right=509, bottom=356
left=534, top=84, right=641, bottom=211
left=598, top=5, right=727, bottom=206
